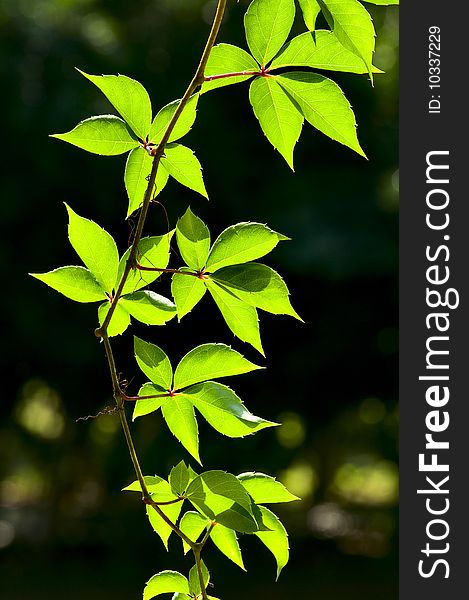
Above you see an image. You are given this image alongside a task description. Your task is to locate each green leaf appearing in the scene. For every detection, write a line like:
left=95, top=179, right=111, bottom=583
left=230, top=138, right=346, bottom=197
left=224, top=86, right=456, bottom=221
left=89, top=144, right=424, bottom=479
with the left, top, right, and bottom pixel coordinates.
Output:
left=149, top=94, right=199, bottom=144
left=134, top=337, right=173, bottom=390
left=298, top=0, right=321, bottom=30
left=117, top=233, right=173, bottom=296
left=171, top=270, right=207, bottom=321
left=51, top=115, right=139, bottom=155
left=98, top=301, right=131, bottom=337
left=183, top=382, right=277, bottom=437
left=238, top=472, right=300, bottom=503
left=186, top=471, right=254, bottom=519
left=123, top=475, right=177, bottom=502
left=202, top=44, right=260, bottom=94
left=244, top=0, right=296, bottom=66
left=146, top=497, right=184, bottom=550
left=133, top=382, right=167, bottom=420
left=176, top=208, right=210, bottom=271
left=207, top=223, right=286, bottom=272
left=317, top=0, right=376, bottom=78
left=121, top=291, right=176, bottom=326
left=211, top=523, right=245, bottom=570
left=179, top=511, right=208, bottom=554
left=143, top=571, right=189, bottom=600
left=189, top=561, right=210, bottom=597
left=277, top=72, right=365, bottom=157
left=254, top=506, right=289, bottom=579
left=30, top=267, right=106, bottom=303
left=249, top=76, right=303, bottom=170
left=271, top=30, right=381, bottom=73
left=66, top=204, right=118, bottom=293
left=161, top=143, right=208, bottom=198
left=211, top=263, right=301, bottom=320
left=169, top=461, right=190, bottom=496
left=174, top=344, right=262, bottom=390
left=78, top=70, right=152, bottom=139
left=161, top=396, right=200, bottom=464
left=125, top=148, right=169, bottom=217
left=207, top=281, right=263, bottom=355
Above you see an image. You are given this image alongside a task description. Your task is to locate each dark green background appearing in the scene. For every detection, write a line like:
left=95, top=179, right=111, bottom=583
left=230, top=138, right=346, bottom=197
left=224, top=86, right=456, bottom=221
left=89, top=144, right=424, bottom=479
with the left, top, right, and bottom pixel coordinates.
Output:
left=0, top=1, right=398, bottom=598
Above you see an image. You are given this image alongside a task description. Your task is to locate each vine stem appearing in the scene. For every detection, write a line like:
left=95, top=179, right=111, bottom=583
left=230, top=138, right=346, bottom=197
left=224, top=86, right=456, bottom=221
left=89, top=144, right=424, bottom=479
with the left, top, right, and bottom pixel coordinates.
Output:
left=194, top=545, right=209, bottom=600
left=93, top=0, right=228, bottom=554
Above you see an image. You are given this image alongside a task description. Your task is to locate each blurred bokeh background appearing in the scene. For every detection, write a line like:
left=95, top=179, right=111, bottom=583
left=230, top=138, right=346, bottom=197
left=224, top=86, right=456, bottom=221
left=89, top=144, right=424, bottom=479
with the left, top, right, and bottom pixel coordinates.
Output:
left=0, top=0, right=398, bottom=598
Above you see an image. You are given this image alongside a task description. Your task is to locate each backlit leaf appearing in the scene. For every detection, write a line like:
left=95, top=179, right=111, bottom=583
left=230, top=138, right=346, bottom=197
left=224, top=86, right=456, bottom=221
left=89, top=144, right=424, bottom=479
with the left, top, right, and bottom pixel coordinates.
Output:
left=78, top=71, right=152, bottom=139
left=249, top=76, right=303, bottom=170
left=51, top=115, right=139, bottom=155
left=117, top=233, right=173, bottom=296
left=125, top=148, right=169, bottom=217
left=271, top=31, right=381, bottom=73
left=211, top=263, right=301, bottom=320
left=188, top=561, right=210, bottom=597
left=206, top=281, right=263, bottom=355
left=174, top=344, right=262, bottom=390
left=179, top=511, right=208, bottom=554
left=121, top=291, right=176, bottom=325
left=162, top=396, right=200, bottom=463
left=171, top=270, right=207, bottom=320
left=66, top=204, right=118, bottom=293
left=277, top=71, right=365, bottom=157
left=187, top=471, right=254, bottom=515
left=317, top=0, right=376, bottom=78
left=143, top=571, right=189, bottom=600
left=238, top=472, right=300, bottom=503
left=161, top=143, right=208, bottom=198
left=149, top=94, right=199, bottom=144
left=133, top=382, right=167, bottom=420
left=211, top=523, right=245, bottom=570
left=146, top=497, right=184, bottom=549
left=244, top=0, right=296, bottom=66
left=202, top=44, right=259, bottom=94
left=30, top=267, right=105, bottom=303
left=123, top=475, right=177, bottom=502
left=254, top=506, right=289, bottom=579
left=298, top=0, right=321, bottom=30
left=169, top=461, right=191, bottom=497
left=207, top=223, right=287, bottom=272
left=98, top=301, right=131, bottom=337
left=134, top=337, right=173, bottom=390
left=176, top=208, right=210, bottom=270
left=183, top=382, right=277, bottom=437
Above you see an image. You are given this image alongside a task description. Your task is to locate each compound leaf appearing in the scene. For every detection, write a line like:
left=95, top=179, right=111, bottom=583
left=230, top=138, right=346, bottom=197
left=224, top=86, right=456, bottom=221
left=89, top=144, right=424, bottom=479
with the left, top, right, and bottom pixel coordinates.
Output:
left=244, top=0, right=296, bottom=66
left=249, top=76, right=303, bottom=170
left=277, top=71, right=365, bottom=157
left=211, top=522, right=245, bottom=570
left=66, top=204, right=118, bottom=293
left=30, top=266, right=106, bottom=303
left=78, top=71, right=152, bottom=139
left=161, top=143, right=208, bottom=198
left=211, top=263, right=301, bottom=320
left=183, top=382, right=277, bottom=438
left=174, top=344, right=262, bottom=390
left=98, top=301, right=131, bottom=337
left=186, top=471, right=254, bottom=517
left=117, top=233, right=173, bottom=296
left=176, top=208, right=211, bottom=270
left=134, top=337, right=173, bottom=390
left=149, top=94, right=199, bottom=144
left=51, top=115, right=139, bottom=155
left=133, top=382, right=167, bottom=421
left=318, top=0, right=375, bottom=78
left=298, top=0, right=321, bottom=30
left=125, top=148, right=169, bottom=217
left=254, top=506, right=289, bottom=579
left=238, top=472, right=300, bottom=503
left=179, top=511, right=208, bottom=554
left=202, top=44, right=259, bottom=94
left=162, top=396, right=200, bottom=464
left=121, top=291, right=176, bottom=326
left=171, top=270, right=207, bottom=320
left=271, top=30, right=381, bottom=73
left=207, top=223, right=286, bottom=272
left=206, top=281, right=263, bottom=355
left=143, top=571, right=189, bottom=600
